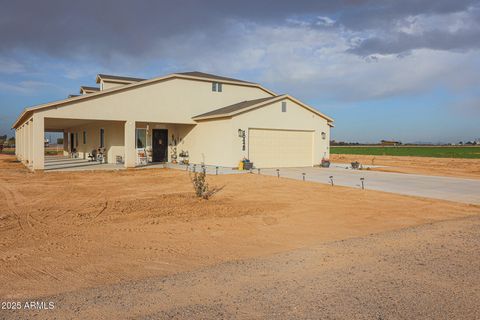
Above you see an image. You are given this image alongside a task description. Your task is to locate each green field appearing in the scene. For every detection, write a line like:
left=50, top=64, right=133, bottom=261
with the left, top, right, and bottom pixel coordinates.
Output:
left=331, top=146, right=480, bottom=159
left=0, top=148, right=63, bottom=156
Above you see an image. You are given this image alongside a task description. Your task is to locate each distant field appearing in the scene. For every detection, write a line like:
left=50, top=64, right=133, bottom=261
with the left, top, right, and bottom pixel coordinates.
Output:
left=331, top=146, right=480, bottom=159
left=0, top=148, right=63, bottom=155
left=0, top=148, right=15, bottom=155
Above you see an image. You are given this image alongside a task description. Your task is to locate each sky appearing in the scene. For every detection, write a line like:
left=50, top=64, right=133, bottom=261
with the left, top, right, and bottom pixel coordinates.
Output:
left=0, top=0, right=479, bottom=143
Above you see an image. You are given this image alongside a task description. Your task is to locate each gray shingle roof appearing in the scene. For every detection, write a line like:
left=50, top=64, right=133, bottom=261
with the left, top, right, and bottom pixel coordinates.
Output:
left=176, top=71, right=255, bottom=84
left=193, top=96, right=278, bottom=119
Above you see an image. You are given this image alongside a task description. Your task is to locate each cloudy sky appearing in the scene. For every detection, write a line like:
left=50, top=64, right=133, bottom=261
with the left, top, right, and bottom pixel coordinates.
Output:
left=1, top=0, right=479, bottom=143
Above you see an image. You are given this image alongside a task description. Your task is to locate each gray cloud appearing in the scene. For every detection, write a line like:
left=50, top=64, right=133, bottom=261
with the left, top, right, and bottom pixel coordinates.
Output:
left=348, top=4, right=480, bottom=56
left=0, top=0, right=478, bottom=60
left=349, top=28, right=480, bottom=56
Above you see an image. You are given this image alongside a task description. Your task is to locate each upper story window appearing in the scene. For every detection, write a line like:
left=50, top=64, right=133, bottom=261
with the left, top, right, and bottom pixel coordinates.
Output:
left=281, top=101, right=287, bottom=112
left=212, top=82, right=222, bottom=92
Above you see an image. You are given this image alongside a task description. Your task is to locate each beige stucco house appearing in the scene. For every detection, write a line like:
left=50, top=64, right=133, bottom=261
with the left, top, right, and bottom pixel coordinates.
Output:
left=12, top=72, right=333, bottom=170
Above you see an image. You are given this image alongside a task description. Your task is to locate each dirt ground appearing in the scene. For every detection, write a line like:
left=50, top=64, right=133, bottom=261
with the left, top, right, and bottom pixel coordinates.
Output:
left=1, top=154, right=479, bottom=302
left=10, top=215, right=480, bottom=320
left=331, top=154, right=480, bottom=179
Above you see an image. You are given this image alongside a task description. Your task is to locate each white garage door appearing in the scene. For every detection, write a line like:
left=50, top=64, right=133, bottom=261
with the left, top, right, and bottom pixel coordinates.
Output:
left=248, top=129, right=313, bottom=168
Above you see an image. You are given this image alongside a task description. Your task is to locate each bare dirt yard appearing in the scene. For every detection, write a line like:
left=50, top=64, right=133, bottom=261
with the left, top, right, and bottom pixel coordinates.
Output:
left=331, top=154, right=480, bottom=179
left=0, top=154, right=479, bottom=318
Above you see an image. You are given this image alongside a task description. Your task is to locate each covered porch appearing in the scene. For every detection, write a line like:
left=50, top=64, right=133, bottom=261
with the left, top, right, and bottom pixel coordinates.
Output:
left=16, top=116, right=196, bottom=170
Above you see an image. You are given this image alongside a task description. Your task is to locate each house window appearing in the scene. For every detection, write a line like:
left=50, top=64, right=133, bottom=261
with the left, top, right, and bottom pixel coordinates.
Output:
left=83, top=131, right=87, bottom=144
left=281, top=101, right=287, bottom=112
left=212, top=82, right=222, bottom=92
left=136, top=128, right=147, bottom=149
left=100, top=128, right=105, bottom=148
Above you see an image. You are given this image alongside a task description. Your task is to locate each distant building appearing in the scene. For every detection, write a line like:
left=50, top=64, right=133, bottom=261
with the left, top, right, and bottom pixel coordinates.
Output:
left=380, top=140, right=402, bottom=146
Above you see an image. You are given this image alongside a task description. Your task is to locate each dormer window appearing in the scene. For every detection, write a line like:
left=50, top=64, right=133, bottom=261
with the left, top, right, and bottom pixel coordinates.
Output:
left=212, top=82, right=222, bottom=92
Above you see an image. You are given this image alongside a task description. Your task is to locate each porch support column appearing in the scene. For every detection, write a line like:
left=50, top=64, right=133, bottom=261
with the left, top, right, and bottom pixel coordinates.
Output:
left=23, top=124, right=27, bottom=163
left=124, top=120, right=136, bottom=168
left=27, top=120, right=32, bottom=165
left=32, top=114, right=45, bottom=170
left=20, top=125, right=24, bottom=162
left=63, top=131, right=68, bottom=155
left=15, top=128, right=21, bottom=160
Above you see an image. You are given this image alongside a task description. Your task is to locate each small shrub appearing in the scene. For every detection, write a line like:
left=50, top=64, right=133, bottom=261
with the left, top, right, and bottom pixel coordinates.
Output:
left=192, top=172, right=208, bottom=199
left=190, top=171, right=223, bottom=200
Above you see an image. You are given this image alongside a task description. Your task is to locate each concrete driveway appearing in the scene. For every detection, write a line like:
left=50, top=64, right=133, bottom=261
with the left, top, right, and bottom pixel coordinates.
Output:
left=259, top=165, right=480, bottom=205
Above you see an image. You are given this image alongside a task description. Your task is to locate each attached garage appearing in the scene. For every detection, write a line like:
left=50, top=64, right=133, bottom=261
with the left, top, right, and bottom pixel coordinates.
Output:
left=248, top=128, right=314, bottom=168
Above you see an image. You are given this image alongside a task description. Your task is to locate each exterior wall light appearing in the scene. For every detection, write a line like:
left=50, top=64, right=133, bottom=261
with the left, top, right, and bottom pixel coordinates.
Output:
left=321, top=132, right=326, bottom=140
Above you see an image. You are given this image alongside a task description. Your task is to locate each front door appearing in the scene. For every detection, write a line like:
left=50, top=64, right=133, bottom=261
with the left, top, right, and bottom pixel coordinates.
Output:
left=152, top=129, right=168, bottom=162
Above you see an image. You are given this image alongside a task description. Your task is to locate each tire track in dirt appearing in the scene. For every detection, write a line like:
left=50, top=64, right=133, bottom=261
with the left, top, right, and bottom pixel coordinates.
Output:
left=0, top=178, right=26, bottom=233
left=0, top=177, right=52, bottom=239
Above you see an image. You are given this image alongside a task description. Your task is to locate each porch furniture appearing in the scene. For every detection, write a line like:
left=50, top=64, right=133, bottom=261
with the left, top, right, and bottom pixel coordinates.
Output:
left=71, top=148, right=79, bottom=159
left=97, top=148, right=106, bottom=163
left=87, top=149, right=97, bottom=162
left=136, top=148, right=148, bottom=166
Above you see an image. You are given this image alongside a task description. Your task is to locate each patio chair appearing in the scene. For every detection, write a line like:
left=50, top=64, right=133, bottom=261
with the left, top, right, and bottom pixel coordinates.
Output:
left=97, top=148, right=106, bottom=163
left=87, top=149, right=97, bottom=162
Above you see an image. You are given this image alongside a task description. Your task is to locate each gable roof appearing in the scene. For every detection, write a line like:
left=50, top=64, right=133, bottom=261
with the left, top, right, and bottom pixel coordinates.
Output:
left=176, top=71, right=254, bottom=84
left=96, top=74, right=145, bottom=83
left=79, top=86, right=100, bottom=94
left=192, top=94, right=334, bottom=123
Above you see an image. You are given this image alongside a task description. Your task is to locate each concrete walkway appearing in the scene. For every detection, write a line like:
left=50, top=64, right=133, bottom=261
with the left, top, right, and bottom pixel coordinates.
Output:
left=44, top=156, right=124, bottom=172
left=258, top=166, right=480, bottom=205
